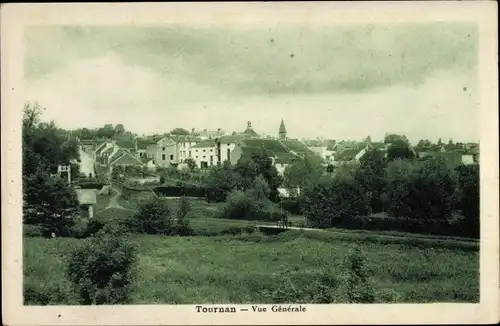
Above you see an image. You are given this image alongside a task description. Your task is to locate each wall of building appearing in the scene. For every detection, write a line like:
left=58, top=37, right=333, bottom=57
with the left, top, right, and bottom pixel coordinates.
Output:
left=190, top=146, right=217, bottom=168
left=155, top=138, right=178, bottom=168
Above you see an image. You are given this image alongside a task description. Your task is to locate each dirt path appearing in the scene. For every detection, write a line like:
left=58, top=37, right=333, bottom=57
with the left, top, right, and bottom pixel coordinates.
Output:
left=97, top=186, right=136, bottom=213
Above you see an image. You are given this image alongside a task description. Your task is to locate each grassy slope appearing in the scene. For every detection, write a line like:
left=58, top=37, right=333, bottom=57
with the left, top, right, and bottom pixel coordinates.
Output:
left=24, top=232, right=479, bottom=304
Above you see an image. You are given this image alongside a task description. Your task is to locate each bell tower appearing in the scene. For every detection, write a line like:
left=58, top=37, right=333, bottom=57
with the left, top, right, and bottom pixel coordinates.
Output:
left=278, top=119, right=287, bottom=140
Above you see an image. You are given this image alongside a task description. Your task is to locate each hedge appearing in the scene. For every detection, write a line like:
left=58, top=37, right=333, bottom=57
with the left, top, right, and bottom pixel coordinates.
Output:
left=153, top=185, right=207, bottom=198
left=328, top=215, right=479, bottom=239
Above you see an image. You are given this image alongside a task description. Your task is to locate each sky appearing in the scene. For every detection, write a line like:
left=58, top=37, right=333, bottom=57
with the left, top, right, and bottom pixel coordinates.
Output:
left=24, top=23, right=479, bottom=143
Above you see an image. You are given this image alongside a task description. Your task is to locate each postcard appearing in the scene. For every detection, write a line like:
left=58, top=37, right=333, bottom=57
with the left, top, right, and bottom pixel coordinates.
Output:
left=1, top=2, right=499, bottom=325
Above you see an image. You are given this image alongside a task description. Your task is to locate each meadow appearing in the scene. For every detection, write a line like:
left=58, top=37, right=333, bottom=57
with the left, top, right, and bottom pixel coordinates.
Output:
left=24, top=221, right=479, bottom=304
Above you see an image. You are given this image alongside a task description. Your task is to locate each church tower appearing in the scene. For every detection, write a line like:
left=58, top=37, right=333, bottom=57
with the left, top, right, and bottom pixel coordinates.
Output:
left=278, top=119, right=287, bottom=140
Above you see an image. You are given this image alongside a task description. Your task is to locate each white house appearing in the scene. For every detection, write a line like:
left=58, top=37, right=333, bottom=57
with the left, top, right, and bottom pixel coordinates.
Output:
left=189, top=140, right=217, bottom=169
left=155, top=137, right=178, bottom=168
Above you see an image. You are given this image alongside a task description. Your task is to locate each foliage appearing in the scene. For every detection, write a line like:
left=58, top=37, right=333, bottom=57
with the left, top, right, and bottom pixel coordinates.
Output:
left=23, top=168, right=79, bottom=236
left=170, top=128, right=191, bottom=136
left=66, top=229, right=138, bottom=305
left=387, top=158, right=457, bottom=221
left=283, top=155, right=324, bottom=196
left=355, top=150, right=388, bottom=212
left=176, top=196, right=193, bottom=235
left=203, top=162, right=243, bottom=202
left=185, top=158, right=197, bottom=170
left=235, top=153, right=282, bottom=201
left=387, top=139, right=414, bottom=161
left=302, top=176, right=371, bottom=228
left=455, top=164, right=480, bottom=237
left=247, top=174, right=271, bottom=201
left=344, top=246, right=376, bottom=303
left=131, top=197, right=174, bottom=234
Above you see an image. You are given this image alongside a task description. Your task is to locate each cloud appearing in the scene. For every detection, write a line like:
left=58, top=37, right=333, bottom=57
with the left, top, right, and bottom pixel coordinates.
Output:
left=25, top=23, right=478, bottom=94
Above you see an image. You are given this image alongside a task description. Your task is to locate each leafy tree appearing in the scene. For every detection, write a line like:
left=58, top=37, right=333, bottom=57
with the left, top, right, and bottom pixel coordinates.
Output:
left=387, top=139, right=414, bottom=161
left=283, top=155, right=324, bottom=196
left=170, top=128, right=190, bottom=136
left=302, top=176, right=370, bottom=228
left=176, top=196, right=192, bottom=235
left=66, top=228, right=138, bottom=304
left=184, top=158, right=197, bottom=170
left=246, top=153, right=282, bottom=201
left=114, top=124, right=125, bottom=136
left=387, top=157, right=457, bottom=221
left=455, top=164, right=479, bottom=236
left=204, top=161, right=244, bottom=201
left=384, top=133, right=408, bottom=144
left=355, top=150, right=387, bottom=212
left=247, top=174, right=271, bottom=201
left=23, top=169, right=79, bottom=236
left=132, top=197, right=174, bottom=234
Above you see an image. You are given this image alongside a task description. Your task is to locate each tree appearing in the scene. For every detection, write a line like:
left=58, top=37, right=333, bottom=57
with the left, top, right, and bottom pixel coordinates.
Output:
left=170, top=128, right=190, bottom=136
left=66, top=228, right=138, bottom=304
left=302, top=176, right=370, bottom=228
left=248, top=174, right=271, bottom=201
left=283, top=155, right=324, bottom=196
left=23, top=169, right=79, bottom=236
left=176, top=196, right=192, bottom=235
left=185, top=158, right=197, bottom=170
left=455, top=164, right=479, bottom=237
left=387, top=157, right=457, bottom=221
left=114, top=124, right=125, bottom=136
left=384, top=133, right=407, bottom=144
left=204, top=162, right=243, bottom=201
left=387, top=139, right=414, bottom=161
left=132, top=197, right=174, bottom=234
left=355, top=150, right=387, bottom=212
left=246, top=153, right=282, bottom=201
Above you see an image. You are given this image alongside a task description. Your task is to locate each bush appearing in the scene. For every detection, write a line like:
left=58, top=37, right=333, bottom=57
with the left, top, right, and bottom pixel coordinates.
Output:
left=176, top=196, right=193, bottom=236
left=387, top=158, right=457, bottom=222
left=23, top=224, right=44, bottom=237
left=302, top=176, right=371, bottom=228
left=344, top=246, right=376, bottom=303
left=131, top=197, right=174, bottom=235
left=66, top=228, right=137, bottom=305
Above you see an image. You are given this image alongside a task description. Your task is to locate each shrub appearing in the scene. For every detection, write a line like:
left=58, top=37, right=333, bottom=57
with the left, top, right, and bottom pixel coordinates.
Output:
left=176, top=196, right=193, bottom=236
left=131, top=197, right=174, bottom=235
left=302, top=176, right=371, bottom=228
left=387, top=157, right=457, bottom=222
left=344, top=246, right=376, bottom=303
left=66, top=229, right=138, bottom=305
left=23, top=224, right=44, bottom=237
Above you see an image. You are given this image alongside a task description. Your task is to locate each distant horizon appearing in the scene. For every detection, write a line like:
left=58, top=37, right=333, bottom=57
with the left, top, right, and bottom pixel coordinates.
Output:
left=25, top=23, right=479, bottom=144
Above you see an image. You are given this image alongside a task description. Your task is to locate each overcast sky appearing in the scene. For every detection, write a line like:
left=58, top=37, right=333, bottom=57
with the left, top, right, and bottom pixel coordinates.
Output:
left=24, top=23, right=478, bottom=143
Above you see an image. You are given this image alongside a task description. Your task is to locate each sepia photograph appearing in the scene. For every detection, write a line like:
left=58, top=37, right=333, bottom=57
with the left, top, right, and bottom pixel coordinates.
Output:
left=2, top=2, right=499, bottom=325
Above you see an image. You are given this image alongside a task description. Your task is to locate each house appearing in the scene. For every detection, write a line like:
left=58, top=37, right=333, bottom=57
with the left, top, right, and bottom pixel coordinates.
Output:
left=273, top=157, right=297, bottom=176
left=214, top=135, right=246, bottom=165
left=115, top=138, right=135, bottom=152
left=305, top=140, right=329, bottom=161
left=171, top=135, right=201, bottom=163
left=75, top=187, right=97, bottom=219
left=135, top=135, right=164, bottom=159
left=94, top=139, right=115, bottom=161
left=192, top=128, right=226, bottom=140
left=155, top=137, right=178, bottom=168
left=140, top=156, right=157, bottom=171
left=189, top=140, right=217, bottom=169
left=108, top=150, right=144, bottom=173
left=417, top=151, right=464, bottom=169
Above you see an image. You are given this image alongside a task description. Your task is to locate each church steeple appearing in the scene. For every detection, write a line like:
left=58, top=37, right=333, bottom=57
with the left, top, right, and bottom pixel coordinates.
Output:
left=278, top=119, right=287, bottom=140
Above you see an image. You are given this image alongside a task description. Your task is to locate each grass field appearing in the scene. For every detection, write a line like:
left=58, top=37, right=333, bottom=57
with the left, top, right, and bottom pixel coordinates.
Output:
left=24, top=227, right=479, bottom=304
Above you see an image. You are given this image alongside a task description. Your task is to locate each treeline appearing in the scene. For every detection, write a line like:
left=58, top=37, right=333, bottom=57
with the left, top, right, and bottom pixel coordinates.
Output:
left=283, top=150, right=479, bottom=238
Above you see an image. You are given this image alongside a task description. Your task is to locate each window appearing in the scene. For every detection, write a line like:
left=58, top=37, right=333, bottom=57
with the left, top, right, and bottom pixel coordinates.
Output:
left=210, top=156, right=213, bottom=163
left=195, top=156, right=198, bottom=159
left=210, top=149, right=213, bottom=152
left=162, top=154, right=166, bottom=161
left=203, top=156, right=206, bottom=159
left=203, top=149, right=206, bottom=152
left=170, top=154, right=174, bottom=160
left=152, top=160, right=155, bottom=164
left=227, top=148, right=231, bottom=161
left=196, top=149, right=198, bottom=152
left=189, top=152, right=192, bottom=158
left=163, top=147, right=165, bottom=151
